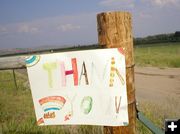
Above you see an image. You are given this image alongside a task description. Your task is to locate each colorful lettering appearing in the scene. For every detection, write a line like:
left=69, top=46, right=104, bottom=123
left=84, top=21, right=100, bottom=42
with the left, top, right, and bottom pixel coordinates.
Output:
left=60, top=58, right=78, bottom=86
left=115, top=96, right=121, bottom=114
left=91, top=61, right=109, bottom=84
left=109, top=57, right=125, bottom=87
left=79, top=61, right=89, bottom=85
left=81, top=96, right=93, bottom=114
left=44, top=112, right=55, bottom=119
left=43, top=62, right=57, bottom=88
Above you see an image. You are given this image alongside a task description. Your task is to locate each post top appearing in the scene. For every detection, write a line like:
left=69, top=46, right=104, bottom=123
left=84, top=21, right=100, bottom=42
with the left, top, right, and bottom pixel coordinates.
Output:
left=97, top=11, right=131, bottom=16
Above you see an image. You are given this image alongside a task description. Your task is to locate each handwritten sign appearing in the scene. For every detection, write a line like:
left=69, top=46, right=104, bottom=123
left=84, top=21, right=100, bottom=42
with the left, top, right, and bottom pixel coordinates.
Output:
left=26, top=48, right=128, bottom=126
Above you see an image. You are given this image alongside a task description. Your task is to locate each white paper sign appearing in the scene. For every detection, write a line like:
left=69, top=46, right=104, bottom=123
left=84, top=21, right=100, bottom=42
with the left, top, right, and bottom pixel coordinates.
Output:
left=26, top=48, right=128, bottom=126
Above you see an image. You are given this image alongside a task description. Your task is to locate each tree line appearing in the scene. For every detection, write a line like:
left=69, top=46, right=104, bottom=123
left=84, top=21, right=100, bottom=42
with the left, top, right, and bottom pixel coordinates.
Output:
left=134, top=31, right=180, bottom=45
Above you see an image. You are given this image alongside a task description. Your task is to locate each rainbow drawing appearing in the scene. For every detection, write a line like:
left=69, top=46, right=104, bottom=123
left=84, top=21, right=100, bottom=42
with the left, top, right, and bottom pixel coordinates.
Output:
left=37, top=117, right=44, bottom=125
left=39, top=96, right=66, bottom=112
left=25, top=55, right=40, bottom=67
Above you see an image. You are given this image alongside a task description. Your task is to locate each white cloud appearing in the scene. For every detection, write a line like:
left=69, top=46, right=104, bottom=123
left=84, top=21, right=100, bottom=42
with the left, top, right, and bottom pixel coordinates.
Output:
left=139, top=12, right=152, bottom=19
left=143, top=0, right=180, bottom=7
left=0, top=27, right=7, bottom=32
left=57, top=24, right=80, bottom=32
left=0, top=27, right=8, bottom=34
left=153, top=0, right=177, bottom=6
left=0, top=8, right=179, bottom=49
left=18, top=24, right=39, bottom=33
left=99, top=0, right=135, bottom=9
left=0, top=13, right=94, bottom=36
left=0, top=13, right=97, bottom=48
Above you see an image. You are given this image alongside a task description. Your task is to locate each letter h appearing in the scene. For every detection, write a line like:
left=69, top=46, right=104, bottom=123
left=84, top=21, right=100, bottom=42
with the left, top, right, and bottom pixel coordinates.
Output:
left=60, top=58, right=78, bottom=86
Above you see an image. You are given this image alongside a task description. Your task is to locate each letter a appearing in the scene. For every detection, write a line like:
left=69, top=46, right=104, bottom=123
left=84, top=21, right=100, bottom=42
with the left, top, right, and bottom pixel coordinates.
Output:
left=79, top=61, right=89, bottom=85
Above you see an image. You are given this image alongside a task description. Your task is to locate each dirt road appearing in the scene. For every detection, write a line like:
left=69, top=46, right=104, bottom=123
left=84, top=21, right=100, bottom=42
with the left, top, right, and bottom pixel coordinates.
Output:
left=135, top=67, right=180, bottom=111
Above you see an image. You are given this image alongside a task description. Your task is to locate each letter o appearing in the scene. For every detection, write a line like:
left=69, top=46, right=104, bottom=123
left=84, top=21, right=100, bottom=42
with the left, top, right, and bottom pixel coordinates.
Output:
left=80, top=96, right=93, bottom=114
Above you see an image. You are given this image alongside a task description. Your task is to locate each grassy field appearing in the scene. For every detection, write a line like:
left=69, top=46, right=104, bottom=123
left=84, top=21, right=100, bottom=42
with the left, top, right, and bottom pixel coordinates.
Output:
left=1, top=71, right=173, bottom=134
left=135, top=42, right=180, bottom=67
left=0, top=71, right=103, bottom=134
left=0, top=70, right=169, bottom=134
left=0, top=43, right=180, bottom=133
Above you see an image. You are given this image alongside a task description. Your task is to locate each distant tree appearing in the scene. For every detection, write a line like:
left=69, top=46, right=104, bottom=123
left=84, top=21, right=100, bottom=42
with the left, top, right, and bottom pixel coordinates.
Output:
left=134, top=32, right=180, bottom=45
left=174, top=31, right=180, bottom=37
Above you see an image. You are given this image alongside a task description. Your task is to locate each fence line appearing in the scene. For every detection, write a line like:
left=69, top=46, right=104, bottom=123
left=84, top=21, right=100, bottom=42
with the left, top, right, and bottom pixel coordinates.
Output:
left=0, top=46, right=165, bottom=133
left=0, top=66, right=26, bottom=70
left=0, top=45, right=103, bottom=58
left=0, top=45, right=105, bottom=71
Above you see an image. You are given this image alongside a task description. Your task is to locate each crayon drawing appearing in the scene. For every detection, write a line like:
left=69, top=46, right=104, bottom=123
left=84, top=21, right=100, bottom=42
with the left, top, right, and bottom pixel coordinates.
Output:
left=26, top=48, right=128, bottom=126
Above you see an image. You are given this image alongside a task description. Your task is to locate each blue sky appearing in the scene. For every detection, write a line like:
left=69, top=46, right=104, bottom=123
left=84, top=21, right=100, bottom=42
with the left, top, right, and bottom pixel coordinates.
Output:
left=0, top=0, right=180, bottom=49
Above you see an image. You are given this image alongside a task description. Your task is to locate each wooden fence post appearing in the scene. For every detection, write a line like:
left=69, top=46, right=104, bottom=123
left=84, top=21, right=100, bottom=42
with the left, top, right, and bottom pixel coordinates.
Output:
left=97, top=11, right=136, bottom=134
left=12, top=69, right=18, bottom=90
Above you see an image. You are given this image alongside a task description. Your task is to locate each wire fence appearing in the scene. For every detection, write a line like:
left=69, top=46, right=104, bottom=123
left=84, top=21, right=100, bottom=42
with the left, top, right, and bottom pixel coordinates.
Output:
left=0, top=46, right=165, bottom=134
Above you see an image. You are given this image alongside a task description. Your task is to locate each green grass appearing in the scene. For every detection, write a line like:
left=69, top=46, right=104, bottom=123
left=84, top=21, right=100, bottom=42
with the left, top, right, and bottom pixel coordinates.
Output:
left=0, top=70, right=171, bottom=134
left=135, top=43, right=180, bottom=67
left=0, top=71, right=103, bottom=134
left=136, top=100, right=180, bottom=134
left=1, top=43, right=180, bottom=133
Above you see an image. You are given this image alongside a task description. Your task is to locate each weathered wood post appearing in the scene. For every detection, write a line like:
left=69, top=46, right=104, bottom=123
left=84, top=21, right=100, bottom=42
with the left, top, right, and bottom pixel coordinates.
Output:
left=12, top=69, right=18, bottom=90
left=97, top=11, right=136, bottom=134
